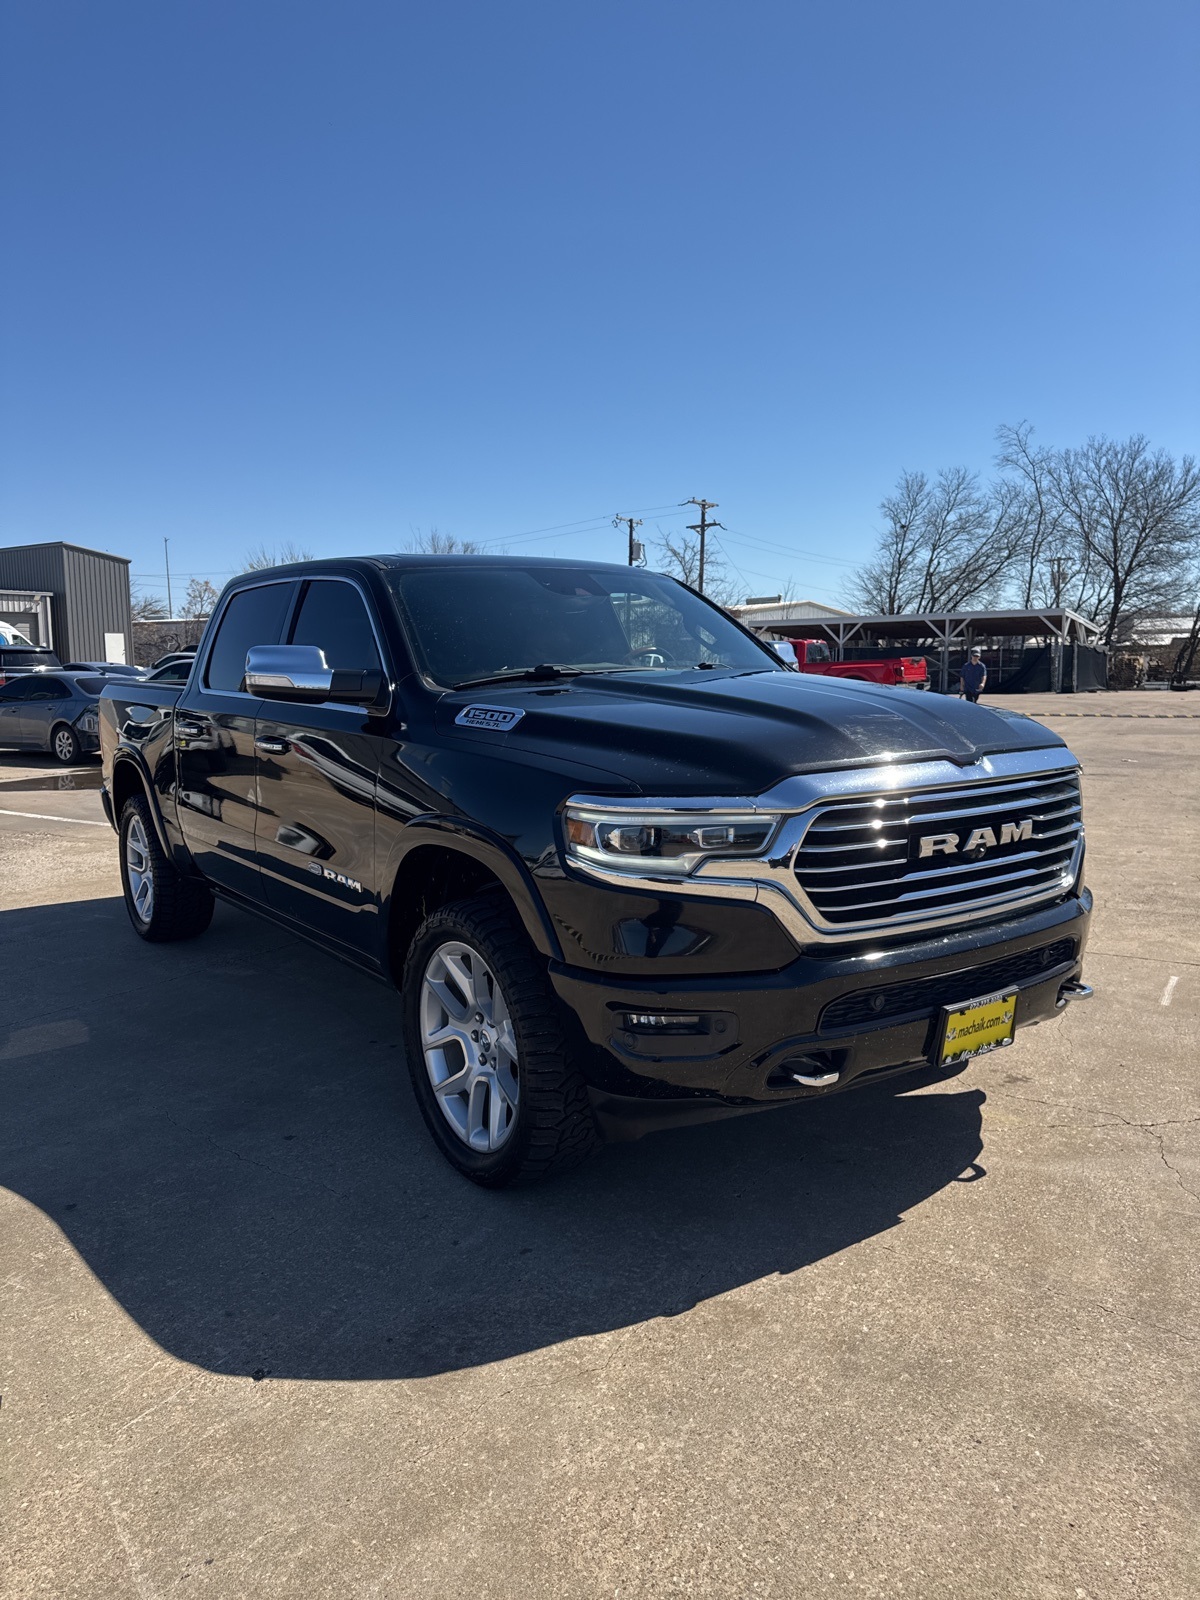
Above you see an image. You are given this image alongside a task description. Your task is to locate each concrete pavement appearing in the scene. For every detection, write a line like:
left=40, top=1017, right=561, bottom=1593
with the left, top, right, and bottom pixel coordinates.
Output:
left=2, top=694, right=1197, bottom=1598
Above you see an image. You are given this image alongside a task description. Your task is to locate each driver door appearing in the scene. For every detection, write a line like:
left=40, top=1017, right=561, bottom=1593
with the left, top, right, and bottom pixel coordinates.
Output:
left=175, top=580, right=295, bottom=902
left=253, top=577, right=388, bottom=955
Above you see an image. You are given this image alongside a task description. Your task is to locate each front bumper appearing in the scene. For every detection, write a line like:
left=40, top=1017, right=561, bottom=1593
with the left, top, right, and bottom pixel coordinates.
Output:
left=551, top=889, right=1091, bottom=1119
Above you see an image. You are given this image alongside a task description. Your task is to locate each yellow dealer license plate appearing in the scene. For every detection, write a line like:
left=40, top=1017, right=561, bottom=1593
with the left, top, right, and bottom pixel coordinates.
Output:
left=939, top=990, right=1017, bottom=1066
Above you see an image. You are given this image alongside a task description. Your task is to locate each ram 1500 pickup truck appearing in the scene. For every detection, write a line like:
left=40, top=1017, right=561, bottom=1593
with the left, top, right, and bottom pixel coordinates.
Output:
left=99, top=555, right=1092, bottom=1186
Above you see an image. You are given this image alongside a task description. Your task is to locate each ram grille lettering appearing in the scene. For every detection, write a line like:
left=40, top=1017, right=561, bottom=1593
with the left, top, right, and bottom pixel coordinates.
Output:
left=918, top=818, right=1034, bottom=859
left=918, top=831, right=960, bottom=858
left=999, top=818, right=1034, bottom=845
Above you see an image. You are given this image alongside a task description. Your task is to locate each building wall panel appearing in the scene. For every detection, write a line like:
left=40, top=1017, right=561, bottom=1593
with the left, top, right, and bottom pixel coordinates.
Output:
left=0, top=543, right=131, bottom=660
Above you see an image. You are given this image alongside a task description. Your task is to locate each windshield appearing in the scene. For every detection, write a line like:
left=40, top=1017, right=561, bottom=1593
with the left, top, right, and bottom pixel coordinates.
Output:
left=389, top=565, right=779, bottom=688
left=75, top=677, right=110, bottom=695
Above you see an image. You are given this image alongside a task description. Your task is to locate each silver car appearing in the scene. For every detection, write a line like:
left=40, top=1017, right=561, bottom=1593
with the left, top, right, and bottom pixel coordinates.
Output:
left=0, top=671, right=105, bottom=763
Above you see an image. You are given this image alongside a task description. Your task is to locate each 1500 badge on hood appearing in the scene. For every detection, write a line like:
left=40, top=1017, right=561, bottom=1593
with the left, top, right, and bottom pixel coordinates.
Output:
left=455, top=704, right=525, bottom=732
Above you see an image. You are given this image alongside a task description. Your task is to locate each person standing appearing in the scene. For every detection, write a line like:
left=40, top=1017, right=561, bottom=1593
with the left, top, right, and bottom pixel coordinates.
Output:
left=960, top=647, right=987, bottom=703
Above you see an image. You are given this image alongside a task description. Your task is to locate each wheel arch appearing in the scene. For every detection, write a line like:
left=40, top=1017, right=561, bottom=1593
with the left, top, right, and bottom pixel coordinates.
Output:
left=384, top=824, right=562, bottom=983
left=110, top=754, right=175, bottom=859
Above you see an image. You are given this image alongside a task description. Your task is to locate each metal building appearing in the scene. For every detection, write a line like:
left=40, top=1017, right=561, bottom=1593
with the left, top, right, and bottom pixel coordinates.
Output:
left=0, top=542, right=133, bottom=663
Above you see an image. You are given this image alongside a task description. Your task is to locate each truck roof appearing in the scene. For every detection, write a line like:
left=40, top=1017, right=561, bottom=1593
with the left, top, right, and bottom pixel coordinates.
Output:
left=232, top=553, right=660, bottom=578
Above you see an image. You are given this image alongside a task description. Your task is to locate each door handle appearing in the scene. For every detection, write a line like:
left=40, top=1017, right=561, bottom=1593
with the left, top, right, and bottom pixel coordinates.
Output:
left=255, top=737, right=289, bottom=754
left=176, top=720, right=206, bottom=738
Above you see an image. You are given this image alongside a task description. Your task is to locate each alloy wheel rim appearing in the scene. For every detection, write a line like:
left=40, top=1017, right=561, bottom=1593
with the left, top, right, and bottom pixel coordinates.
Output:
left=55, top=729, right=74, bottom=760
left=125, top=815, right=154, bottom=923
left=419, top=940, right=520, bottom=1152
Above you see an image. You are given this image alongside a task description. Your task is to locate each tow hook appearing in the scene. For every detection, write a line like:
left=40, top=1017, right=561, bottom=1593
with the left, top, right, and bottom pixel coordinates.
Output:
left=1056, top=979, right=1094, bottom=1008
left=789, top=1067, right=842, bottom=1088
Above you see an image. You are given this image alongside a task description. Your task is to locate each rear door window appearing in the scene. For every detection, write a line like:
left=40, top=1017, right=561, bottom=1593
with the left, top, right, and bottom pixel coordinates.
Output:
left=288, top=580, right=382, bottom=672
left=26, top=677, right=71, bottom=700
left=204, top=583, right=294, bottom=692
left=0, top=677, right=37, bottom=701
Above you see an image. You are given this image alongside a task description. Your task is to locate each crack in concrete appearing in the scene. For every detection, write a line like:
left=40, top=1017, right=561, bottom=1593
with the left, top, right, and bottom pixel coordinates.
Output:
left=988, top=1089, right=1200, bottom=1208
left=1086, top=949, right=1200, bottom=969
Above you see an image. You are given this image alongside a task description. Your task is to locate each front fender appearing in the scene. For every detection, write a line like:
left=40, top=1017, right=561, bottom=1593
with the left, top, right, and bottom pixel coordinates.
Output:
left=380, top=814, right=564, bottom=962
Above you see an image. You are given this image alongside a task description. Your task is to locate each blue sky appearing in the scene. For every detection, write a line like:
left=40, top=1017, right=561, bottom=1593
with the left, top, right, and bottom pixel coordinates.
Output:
left=2, top=0, right=1197, bottom=608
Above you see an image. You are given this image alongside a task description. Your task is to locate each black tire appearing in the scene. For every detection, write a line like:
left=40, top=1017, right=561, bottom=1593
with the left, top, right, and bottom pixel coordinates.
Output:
left=50, top=723, right=81, bottom=764
left=118, top=794, right=215, bottom=942
left=401, top=893, right=598, bottom=1187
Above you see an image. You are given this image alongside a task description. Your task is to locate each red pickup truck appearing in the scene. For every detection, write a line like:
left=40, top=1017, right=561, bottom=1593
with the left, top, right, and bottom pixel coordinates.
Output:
left=777, top=638, right=929, bottom=688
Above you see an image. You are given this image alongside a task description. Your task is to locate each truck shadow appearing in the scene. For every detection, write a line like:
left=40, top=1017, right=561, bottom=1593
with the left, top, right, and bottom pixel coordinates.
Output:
left=1, top=896, right=984, bottom=1381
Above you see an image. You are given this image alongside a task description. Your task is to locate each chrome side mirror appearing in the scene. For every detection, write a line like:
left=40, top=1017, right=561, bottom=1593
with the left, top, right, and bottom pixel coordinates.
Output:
left=243, top=644, right=384, bottom=709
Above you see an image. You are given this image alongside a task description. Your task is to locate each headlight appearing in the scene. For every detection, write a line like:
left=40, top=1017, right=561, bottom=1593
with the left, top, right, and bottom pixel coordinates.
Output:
left=563, top=805, right=781, bottom=876
left=76, top=711, right=99, bottom=733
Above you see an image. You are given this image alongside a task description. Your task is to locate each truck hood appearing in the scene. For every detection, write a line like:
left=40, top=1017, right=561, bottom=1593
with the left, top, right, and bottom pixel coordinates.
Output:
left=436, top=668, right=1066, bottom=795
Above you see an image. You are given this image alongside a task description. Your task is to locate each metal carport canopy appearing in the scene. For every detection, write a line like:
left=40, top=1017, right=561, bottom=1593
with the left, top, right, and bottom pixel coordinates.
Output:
left=760, top=608, right=1101, bottom=647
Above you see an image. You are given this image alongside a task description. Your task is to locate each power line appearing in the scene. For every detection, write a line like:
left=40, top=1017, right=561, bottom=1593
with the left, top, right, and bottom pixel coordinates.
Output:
left=468, top=505, right=688, bottom=550
left=720, top=526, right=860, bottom=568
left=708, top=534, right=753, bottom=597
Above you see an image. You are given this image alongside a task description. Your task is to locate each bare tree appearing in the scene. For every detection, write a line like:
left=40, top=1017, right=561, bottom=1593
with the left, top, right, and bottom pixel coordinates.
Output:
left=1049, top=436, right=1200, bottom=644
left=995, top=422, right=1073, bottom=607
left=406, top=528, right=483, bottom=554
left=652, top=530, right=740, bottom=607
left=242, top=542, right=315, bottom=572
left=849, top=467, right=1025, bottom=614
left=131, top=585, right=168, bottom=620
left=180, top=577, right=220, bottom=619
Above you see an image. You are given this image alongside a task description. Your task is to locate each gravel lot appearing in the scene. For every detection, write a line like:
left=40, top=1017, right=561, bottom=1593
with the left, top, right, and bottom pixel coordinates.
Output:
left=2, top=690, right=1197, bottom=1599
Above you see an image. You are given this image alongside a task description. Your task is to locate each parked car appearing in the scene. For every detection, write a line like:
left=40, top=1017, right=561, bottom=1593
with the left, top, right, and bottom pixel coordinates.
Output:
left=0, top=671, right=106, bottom=762
left=99, top=555, right=1092, bottom=1187
left=143, top=658, right=195, bottom=684
left=150, top=650, right=196, bottom=672
left=61, top=660, right=148, bottom=679
left=0, top=644, right=62, bottom=687
left=776, top=637, right=929, bottom=687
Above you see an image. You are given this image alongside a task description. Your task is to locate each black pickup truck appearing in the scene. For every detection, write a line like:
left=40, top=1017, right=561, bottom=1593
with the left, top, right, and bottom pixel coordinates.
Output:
left=99, top=555, right=1092, bottom=1185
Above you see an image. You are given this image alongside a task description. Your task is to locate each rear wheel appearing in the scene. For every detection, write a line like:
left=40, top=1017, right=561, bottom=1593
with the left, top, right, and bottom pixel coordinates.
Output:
left=51, top=724, right=81, bottom=764
left=119, top=794, right=214, bottom=942
left=402, top=893, right=597, bottom=1186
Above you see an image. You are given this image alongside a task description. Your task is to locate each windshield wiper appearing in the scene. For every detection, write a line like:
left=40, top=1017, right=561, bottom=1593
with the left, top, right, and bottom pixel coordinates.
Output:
left=451, top=664, right=585, bottom=691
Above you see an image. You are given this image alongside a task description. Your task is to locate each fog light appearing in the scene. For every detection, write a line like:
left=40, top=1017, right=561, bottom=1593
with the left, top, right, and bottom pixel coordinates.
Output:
left=622, top=1012, right=704, bottom=1034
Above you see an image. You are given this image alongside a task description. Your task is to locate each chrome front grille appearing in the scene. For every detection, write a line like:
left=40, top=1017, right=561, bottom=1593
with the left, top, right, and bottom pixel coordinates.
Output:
left=792, top=769, right=1082, bottom=931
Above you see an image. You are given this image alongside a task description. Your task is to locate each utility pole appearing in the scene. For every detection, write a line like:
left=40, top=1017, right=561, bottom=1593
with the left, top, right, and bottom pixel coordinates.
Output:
left=613, top=515, right=644, bottom=566
left=680, top=498, right=723, bottom=595
left=163, top=537, right=174, bottom=616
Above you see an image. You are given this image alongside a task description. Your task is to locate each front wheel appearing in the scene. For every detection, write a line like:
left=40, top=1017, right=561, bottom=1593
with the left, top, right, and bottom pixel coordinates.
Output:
left=401, top=893, right=597, bottom=1186
left=119, top=794, right=215, bottom=942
